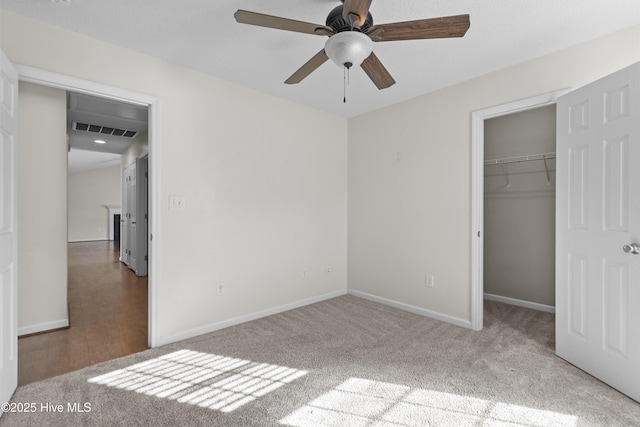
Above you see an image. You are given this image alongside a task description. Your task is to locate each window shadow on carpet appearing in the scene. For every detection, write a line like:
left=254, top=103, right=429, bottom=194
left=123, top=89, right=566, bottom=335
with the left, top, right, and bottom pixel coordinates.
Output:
left=280, top=377, right=578, bottom=427
left=88, top=349, right=307, bottom=413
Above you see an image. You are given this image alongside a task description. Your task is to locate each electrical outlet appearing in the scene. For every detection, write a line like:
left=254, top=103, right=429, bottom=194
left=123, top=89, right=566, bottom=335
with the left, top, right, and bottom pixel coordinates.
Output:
left=426, top=274, right=435, bottom=288
left=216, top=283, right=225, bottom=295
left=169, top=195, right=186, bottom=209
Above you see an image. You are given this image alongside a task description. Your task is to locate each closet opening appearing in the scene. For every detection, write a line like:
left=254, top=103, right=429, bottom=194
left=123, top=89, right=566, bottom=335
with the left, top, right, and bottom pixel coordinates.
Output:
left=483, top=105, right=557, bottom=314
left=469, top=89, right=570, bottom=331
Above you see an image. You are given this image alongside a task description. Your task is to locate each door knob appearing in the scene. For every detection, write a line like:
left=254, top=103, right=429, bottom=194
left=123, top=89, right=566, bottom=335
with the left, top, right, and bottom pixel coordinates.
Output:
left=623, top=243, right=640, bottom=255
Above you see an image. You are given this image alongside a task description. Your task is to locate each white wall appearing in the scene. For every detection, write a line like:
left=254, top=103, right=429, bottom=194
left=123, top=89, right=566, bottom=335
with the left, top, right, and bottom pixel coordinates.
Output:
left=68, top=164, right=121, bottom=242
left=483, top=105, right=556, bottom=306
left=121, top=131, right=148, bottom=167
left=17, top=81, right=68, bottom=335
left=1, top=10, right=348, bottom=343
left=348, top=25, right=640, bottom=324
left=4, top=9, right=638, bottom=342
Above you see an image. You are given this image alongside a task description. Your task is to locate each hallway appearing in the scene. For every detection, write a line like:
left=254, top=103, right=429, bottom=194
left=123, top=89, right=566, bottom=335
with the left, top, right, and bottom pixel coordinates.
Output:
left=18, top=241, right=148, bottom=385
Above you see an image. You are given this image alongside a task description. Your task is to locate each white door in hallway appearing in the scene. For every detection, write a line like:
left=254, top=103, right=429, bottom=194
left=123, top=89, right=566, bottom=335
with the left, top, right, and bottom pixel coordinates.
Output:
left=0, top=49, right=19, bottom=406
left=121, top=165, right=128, bottom=264
left=127, top=160, right=137, bottom=272
left=556, top=62, right=640, bottom=402
left=135, top=156, right=148, bottom=276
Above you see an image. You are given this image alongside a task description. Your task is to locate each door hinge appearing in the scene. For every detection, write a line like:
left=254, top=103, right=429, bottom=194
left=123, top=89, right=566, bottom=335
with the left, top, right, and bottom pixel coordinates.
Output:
left=145, top=213, right=148, bottom=219
left=145, top=255, right=148, bottom=261
left=477, top=231, right=481, bottom=237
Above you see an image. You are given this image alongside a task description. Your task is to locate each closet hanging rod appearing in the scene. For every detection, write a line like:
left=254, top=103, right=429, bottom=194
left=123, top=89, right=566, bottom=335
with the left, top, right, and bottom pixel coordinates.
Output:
left=484, top=152, right=556, bottom=166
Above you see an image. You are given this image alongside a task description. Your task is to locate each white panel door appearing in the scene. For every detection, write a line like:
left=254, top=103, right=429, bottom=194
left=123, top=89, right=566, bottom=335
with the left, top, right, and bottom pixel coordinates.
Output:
left=556, top=62, right=640, bottom=402
left=121, top=165, right=128, bottom=264
left=0, top=49, right=18, bottom=406
left=135, top=157, right=148, bottom=276
left=127, top=160, right=137, bottom=272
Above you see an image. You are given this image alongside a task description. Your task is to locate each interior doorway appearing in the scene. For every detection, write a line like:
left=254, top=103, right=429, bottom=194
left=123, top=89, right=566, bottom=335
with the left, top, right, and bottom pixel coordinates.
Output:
left=14, top=65, right=160, bottom=382
left=18, top=89, right=152, bottom=385
left=483, top=105, right=557, bottom=313
left=470, top=89, right=570, bottom=330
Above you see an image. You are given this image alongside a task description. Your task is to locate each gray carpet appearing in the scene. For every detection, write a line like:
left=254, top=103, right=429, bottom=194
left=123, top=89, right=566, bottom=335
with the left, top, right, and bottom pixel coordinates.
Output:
left=1, top=295, right=639, bottom=426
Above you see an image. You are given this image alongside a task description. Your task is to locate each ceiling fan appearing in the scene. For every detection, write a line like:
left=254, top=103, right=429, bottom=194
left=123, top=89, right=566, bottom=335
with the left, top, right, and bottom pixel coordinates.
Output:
left=234, top=0, right=470, bottom=90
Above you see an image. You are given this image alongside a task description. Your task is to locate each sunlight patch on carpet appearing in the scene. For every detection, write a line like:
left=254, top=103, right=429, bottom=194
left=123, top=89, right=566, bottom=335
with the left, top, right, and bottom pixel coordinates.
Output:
left=279, top=378, right=578, bottom=427
left=88, top=349, right=307, bottom=413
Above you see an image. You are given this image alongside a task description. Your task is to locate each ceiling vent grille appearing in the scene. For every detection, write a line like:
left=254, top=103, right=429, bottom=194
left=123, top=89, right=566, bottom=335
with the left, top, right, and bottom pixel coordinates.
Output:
left=73, top=122, right=138, bottom=138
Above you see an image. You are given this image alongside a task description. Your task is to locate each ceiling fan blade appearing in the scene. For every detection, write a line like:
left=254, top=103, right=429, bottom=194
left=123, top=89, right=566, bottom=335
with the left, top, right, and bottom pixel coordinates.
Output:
left=234, top=10, right=334, bottom=36
left=368, top=14, right=470, bottom=42
left=342, top=0, right=373, bottom=27
left=285, top=50, right=330, bottom=85
left=361, top=52, right=395, bottom=89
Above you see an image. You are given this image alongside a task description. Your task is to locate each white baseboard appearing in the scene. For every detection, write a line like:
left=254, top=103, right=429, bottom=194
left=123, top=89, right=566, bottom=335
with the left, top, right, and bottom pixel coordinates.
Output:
left=68, top=238, right=110, bottom=243
left=484, top=293, right=555, bottom=313
left=18, top=318, right=69, bottom=337
left=348, top=289, right=472, bottom=329
left=156, top=289, right=348, bottom=347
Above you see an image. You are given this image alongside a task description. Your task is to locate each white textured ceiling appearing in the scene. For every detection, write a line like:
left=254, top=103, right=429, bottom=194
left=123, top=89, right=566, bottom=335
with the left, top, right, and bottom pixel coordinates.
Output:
left=2, top=0, right=639, bottom=117
left=67, top=92, right=148, bottom=154
left=68, top=149, right=121, bottom=175
left=65, top=92, right=147, bottom=172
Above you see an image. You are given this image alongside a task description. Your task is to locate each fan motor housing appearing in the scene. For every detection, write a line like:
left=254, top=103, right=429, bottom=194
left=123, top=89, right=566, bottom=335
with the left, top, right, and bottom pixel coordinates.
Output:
left=326, top=5, right=373, bottom=33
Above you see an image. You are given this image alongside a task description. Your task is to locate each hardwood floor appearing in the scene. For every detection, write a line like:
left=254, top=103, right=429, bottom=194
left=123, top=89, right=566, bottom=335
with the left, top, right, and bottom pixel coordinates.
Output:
left=18, top=241, right=148, bottom=386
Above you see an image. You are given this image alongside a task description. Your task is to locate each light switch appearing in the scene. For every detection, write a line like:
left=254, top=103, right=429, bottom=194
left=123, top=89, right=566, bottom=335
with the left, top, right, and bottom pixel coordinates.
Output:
left=169, top=195, right=185, bottom=209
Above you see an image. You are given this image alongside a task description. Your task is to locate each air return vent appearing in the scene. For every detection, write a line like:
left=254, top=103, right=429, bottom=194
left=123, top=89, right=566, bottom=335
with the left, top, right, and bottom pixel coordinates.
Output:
left=73, top=122, right=138, bottom=138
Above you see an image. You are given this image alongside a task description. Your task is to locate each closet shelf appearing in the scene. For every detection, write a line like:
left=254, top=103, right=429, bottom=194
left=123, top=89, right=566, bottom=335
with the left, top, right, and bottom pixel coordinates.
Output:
left=484, top=152, right=556, bottom=187
left=484, top=152, right=556, bottom=166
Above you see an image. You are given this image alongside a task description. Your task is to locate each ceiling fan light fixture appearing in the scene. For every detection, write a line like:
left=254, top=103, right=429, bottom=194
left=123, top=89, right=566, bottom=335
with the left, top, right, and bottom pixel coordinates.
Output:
left=324, top=31, right=372, bottom=68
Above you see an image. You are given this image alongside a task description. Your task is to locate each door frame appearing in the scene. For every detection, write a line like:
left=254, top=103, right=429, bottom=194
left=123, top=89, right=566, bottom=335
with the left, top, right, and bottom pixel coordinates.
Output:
left=470, top=89, right=570, bottom=331
left=15, top=64, right=161, bottom=347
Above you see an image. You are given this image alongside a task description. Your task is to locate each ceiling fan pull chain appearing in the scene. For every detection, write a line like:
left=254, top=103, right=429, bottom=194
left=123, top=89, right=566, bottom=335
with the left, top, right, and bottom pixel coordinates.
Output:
left=343, top=62, right=353, bottom=103
left=343, top=65, right=347, bottom=103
